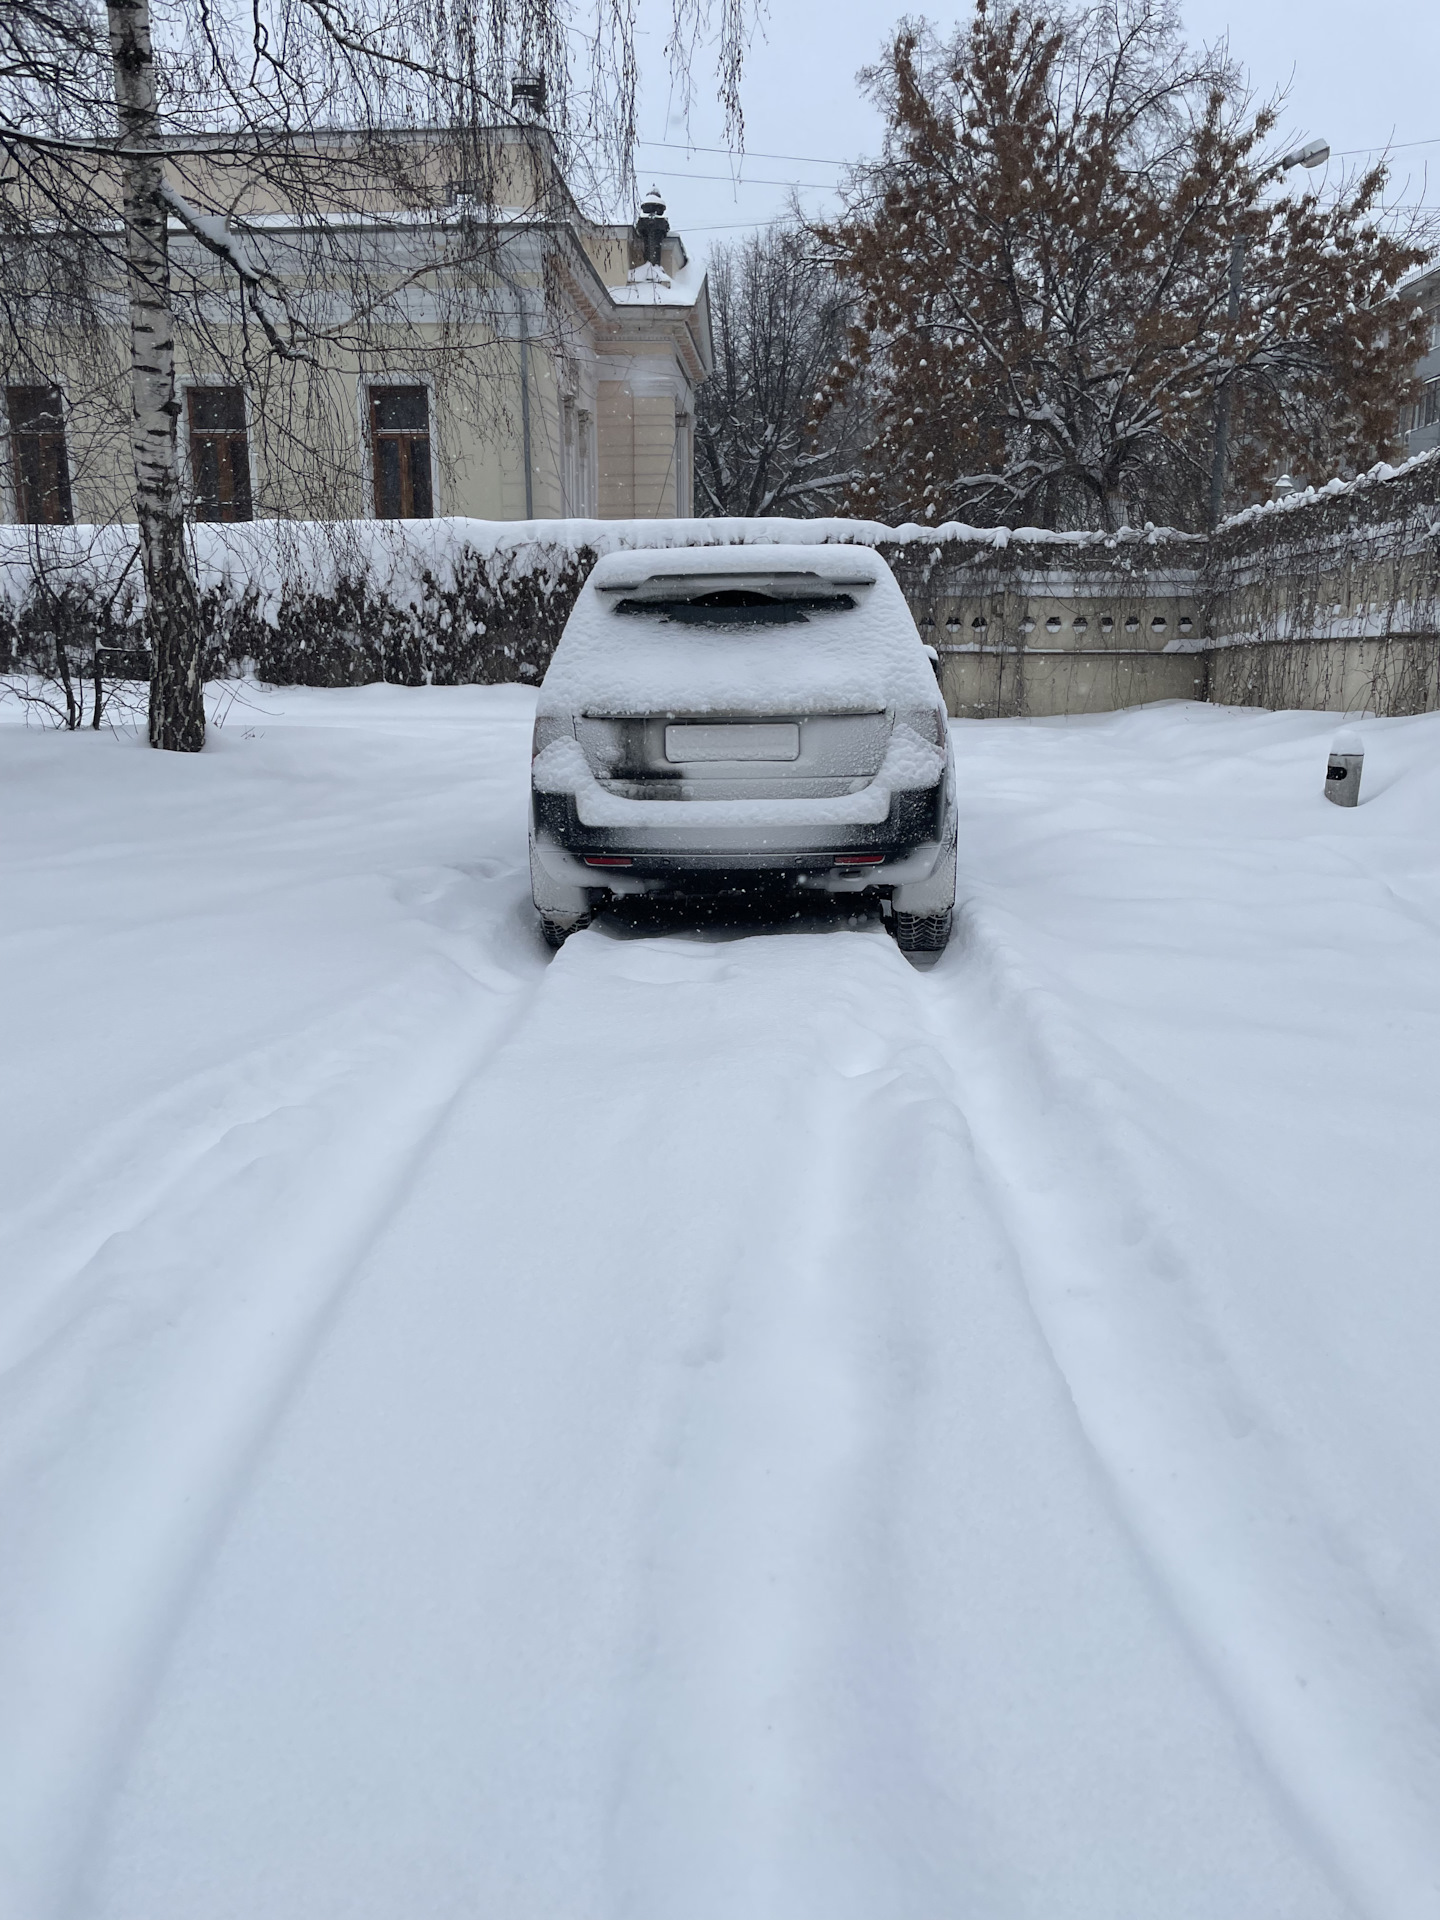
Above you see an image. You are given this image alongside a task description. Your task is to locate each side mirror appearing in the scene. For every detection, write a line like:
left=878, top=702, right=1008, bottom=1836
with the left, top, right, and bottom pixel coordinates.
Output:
left=924, top=643, right=941, bottom=683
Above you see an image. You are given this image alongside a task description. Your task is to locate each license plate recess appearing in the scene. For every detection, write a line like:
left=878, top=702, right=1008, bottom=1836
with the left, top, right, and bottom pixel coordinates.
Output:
left=664, top=722, right=801, bottom=763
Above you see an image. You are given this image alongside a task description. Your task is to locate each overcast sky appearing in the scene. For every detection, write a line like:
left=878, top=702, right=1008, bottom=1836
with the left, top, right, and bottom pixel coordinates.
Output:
left=625, top=0, right=1438, bottom=257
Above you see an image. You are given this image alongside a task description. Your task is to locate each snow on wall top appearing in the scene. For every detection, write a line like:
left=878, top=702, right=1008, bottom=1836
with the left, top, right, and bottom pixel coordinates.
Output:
left=536, top=543, right=942, bottom=718
left=1216, top=447, right=1440, bottom=535
left=5, top=448, right=1429, bottom=634
left=0, top=512, right=1203, bottom=628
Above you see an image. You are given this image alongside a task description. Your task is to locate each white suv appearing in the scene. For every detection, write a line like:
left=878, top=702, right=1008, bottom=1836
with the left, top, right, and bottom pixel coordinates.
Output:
left=529, top=545, right=957, bottom=950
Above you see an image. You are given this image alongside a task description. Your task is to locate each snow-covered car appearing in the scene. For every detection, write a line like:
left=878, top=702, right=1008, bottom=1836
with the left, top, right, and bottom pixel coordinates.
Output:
left=528, top=544, right=957, bottom=951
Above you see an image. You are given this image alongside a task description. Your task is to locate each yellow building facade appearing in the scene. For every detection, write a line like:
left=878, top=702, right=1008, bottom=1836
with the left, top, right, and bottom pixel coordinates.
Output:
left=1, top=129, right=710, bottom=529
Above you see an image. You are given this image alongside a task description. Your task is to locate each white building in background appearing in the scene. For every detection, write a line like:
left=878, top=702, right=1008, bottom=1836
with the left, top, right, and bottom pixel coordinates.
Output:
left=1399, top=264, right=1440, bottom=460
left=1, top=132, right=711, bottom=529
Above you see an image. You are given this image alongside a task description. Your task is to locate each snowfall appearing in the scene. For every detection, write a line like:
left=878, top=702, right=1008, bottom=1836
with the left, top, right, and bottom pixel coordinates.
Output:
left=3, top=682, right=1439, bottom=1920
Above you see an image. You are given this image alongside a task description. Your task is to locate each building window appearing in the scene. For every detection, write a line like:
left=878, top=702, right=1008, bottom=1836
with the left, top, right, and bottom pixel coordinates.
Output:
left=369, top=385, right=433, bottom=518
left=1424, top=379, right=1440, bottom=431
left=187, top=386, right=253, bottom=522
left=6, top=385, right=73, bottom=525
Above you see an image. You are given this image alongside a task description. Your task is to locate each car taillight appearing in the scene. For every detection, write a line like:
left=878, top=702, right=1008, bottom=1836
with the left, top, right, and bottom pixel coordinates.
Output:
left=834, top=852, right=884, bottom=866
left=895, top=704, right=948, bottom=747
left=583, top=855, right=634, bottom=868
left=531, top=714, right=575, bottom=760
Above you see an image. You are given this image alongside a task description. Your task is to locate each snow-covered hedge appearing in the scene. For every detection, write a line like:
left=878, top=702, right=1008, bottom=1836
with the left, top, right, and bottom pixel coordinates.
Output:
left=0, top=512, right=1205, bottom=689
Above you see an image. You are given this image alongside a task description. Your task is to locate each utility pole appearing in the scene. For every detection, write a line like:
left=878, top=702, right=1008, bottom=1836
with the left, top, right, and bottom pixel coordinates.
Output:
left=1207, top=236, right=1246, bottom=531
left=1207, top=139, right=1330, bottom=532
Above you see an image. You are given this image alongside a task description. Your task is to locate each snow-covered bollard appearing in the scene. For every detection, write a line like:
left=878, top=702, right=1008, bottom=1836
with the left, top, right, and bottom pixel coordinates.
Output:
left=1324, top=729, right=1363, bottom=807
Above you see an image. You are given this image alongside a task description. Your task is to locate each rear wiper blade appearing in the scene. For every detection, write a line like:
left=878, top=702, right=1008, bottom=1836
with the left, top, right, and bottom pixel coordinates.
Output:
left=614, top=594, right=854, bottom=625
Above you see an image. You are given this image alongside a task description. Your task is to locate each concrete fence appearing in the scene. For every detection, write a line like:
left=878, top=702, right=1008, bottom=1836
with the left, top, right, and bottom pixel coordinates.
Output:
left=880, top=450, right=1440, bottom=719
left=1204, top=453, right=1440, bottom=717
left=880, top=542, right=1209, bottom=718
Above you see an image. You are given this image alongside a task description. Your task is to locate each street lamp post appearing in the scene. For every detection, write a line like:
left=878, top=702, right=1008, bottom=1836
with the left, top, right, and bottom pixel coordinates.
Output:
left=1207, top=139, right=1331, bottom=530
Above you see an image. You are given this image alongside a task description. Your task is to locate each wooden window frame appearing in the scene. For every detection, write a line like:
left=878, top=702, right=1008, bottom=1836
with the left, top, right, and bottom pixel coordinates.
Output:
left=6, top=385, right=74, bottom=525
left=368, top=384, right=434, bottom=519
left=186, top=385, right=253, bottom=523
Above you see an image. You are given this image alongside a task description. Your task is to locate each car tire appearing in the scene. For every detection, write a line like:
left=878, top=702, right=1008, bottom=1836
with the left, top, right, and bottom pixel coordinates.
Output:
left=892, top=908, right=952, bottom=952
left=540, top=911, right=592, bottom=950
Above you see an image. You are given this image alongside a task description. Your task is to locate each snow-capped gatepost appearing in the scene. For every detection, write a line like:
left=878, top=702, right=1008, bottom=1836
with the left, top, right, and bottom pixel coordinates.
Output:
left=1325, top=729, right=1364, bottom=806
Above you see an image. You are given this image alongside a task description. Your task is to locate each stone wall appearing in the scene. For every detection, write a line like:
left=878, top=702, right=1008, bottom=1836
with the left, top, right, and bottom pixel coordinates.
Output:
left=1203, top=454, right=1440, bottom=717
left=880, top=450, right=1439, bottom=719
left=876, top=535, right=1208, bottom=718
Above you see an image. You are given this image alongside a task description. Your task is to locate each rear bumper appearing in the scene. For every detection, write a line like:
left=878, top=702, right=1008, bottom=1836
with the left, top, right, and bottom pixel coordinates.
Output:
left=530, top=781, right=952, bottom=896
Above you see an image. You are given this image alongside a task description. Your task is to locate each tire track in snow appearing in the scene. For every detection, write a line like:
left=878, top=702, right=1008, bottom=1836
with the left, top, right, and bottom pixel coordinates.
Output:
left=562, top=925, right=1345, bottom=1920
left=71, top=917, right=1350, bottom=1920
left=927, top=896, right=1440, bottom=1919
left=0, top=942, right=528, bottom=1380
left=0, top=948, right=538, bottom=1920
left=603, top=936, right=965, bottom=1920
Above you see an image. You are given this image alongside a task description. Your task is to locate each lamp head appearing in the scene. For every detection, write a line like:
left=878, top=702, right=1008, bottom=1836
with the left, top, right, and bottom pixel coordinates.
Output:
left=1280, top=138, right=1330, bottom=171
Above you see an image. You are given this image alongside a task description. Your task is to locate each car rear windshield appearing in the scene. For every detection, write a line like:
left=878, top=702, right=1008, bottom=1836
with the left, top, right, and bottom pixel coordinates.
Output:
left=603, top=571, right=870, bottom=627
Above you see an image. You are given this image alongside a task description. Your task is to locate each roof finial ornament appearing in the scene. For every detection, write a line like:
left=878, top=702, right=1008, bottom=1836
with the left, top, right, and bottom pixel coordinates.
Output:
left=511, top=71, right=547, bottom=118
left=636, top=187, right=669, bottom=268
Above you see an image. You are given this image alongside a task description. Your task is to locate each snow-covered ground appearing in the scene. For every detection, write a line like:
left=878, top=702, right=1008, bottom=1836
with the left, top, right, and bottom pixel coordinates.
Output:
left=3, top=685, right=1439, bottom=1920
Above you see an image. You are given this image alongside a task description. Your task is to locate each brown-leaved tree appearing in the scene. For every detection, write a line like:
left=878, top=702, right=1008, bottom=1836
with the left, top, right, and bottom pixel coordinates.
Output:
left=816, top=0, right=1433, bottom=531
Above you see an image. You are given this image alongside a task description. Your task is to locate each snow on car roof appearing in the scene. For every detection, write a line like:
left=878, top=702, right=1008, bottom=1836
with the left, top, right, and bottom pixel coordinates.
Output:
left=539, top=545, right=937, bottom=719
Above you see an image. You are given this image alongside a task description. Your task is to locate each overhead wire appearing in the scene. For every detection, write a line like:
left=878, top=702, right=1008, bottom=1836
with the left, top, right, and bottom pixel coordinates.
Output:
left=631, top=133, right=1439, bottom=239
left=637, top=168, right=841, bottom=188
left=636, top=138, right=847, bottom=167
left=633, top=132, right=1440, bottom=174
left=1331, top=135, right=1440, bottom=157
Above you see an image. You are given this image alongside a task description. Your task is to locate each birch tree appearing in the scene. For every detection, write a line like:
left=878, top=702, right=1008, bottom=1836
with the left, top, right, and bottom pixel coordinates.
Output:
left=817, top=0, right=1433, bottom=531
left=1, top=0, right=752, bottom=749
left=106, top=0, right=200, bottom=746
